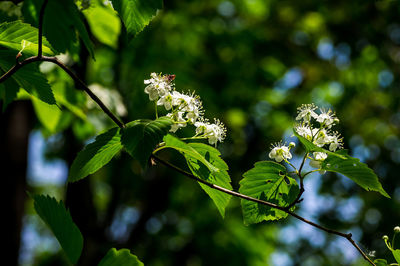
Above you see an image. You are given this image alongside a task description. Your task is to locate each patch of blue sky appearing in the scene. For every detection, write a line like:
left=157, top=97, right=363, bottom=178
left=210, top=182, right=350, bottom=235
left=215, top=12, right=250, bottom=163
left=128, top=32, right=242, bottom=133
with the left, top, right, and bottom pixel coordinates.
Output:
left=27, top=131, right=68, bottom=186
left=274, top=68, right=303, bottom=92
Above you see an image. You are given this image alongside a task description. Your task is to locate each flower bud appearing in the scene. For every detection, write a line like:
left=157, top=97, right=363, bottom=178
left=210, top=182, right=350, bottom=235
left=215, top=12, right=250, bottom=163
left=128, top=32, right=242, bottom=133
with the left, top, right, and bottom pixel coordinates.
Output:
left=394, top=226, right=400, bottom=233
left=289, top=142, right=296, bottom=148
left=382, top=235, right=389, bottom=241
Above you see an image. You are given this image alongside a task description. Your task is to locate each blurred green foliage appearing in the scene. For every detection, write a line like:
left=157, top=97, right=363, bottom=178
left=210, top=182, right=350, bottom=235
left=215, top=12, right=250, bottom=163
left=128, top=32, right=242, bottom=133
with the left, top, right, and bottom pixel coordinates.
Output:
left=1, top=0, right=400, bottom=265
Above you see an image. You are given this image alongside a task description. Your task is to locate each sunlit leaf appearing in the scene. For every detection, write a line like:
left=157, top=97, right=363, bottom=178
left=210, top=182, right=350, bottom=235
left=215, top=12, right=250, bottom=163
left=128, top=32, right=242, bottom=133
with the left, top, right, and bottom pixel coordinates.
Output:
left=0, top=20, right=54, bottom=55
left=162, top=134, right=218, bottom=173
left=83, top=1, right=121, bottom=48
left=69, top=127, right=123, bottom=182
left=293, top=130, right=345, bottom=159
left=111, top=0, right=163, bottom=39
left=293, top=129, right=389, bottom=197
left=321, top=150, right=390, bottom=198
left=393, top=249, right=400, bottom=264
left=98, top=248, right=144, bottom=266
left=31, top=96, right=62, bottom=133
left=32, top=194, right=83, bottom=264
left=185, top=143, right=232, bottom=218
left=239, top=161, right=299, bottom=224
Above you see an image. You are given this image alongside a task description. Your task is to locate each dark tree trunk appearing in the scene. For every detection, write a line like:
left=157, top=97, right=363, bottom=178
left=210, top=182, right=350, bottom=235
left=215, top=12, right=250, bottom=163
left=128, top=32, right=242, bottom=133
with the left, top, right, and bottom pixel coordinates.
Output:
left=0, top=101, right=33, bottom=266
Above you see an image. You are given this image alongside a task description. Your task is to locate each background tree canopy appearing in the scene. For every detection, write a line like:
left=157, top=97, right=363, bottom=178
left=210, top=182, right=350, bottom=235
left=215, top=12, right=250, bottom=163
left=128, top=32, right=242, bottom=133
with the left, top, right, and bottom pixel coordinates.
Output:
left=0, top=0, right=399, bottom=265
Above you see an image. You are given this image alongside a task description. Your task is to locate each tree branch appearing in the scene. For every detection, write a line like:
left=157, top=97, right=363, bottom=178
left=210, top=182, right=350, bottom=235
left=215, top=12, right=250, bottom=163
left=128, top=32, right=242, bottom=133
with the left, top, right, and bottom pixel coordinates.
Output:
left=285, top=152, right=309, bottom=210
left=0, top=51, right=375, bottom=265
left=0, top=56, right=125, bottom=128
left=38, top=0, right=49, bottom=57
left=151, top=153, right=376, bottom=266
left=0, top=1, right=373, bottom=262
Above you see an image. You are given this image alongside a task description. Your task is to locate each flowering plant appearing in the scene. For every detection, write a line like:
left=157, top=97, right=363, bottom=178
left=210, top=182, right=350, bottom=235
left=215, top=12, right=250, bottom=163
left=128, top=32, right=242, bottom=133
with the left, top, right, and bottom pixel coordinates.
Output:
left=144, top=72, right=226, bottom=146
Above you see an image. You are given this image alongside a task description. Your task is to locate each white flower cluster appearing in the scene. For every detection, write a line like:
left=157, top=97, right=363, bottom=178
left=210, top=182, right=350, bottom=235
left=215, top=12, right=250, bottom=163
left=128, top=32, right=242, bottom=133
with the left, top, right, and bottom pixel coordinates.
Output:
left=269, top=142, right=295, bottom=163
left=294, top=104, right=343, bottom=170
left=144, top=73, right=226, bottom=145
left=268, top=104, right=344, bottom=172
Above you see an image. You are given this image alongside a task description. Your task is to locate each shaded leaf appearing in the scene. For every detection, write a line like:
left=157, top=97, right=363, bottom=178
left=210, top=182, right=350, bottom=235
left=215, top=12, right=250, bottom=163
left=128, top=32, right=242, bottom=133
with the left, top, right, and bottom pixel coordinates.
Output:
left=321, top=150, right=390, bottom=198
left=0, top=77, right=19, bottom=111
left=22, top=0, right=94, bottom=58
left=0, top=20, right=54, bottom=55
left=186, top=143, right=232, bottom=218
left=69, top=127, right=123, bottom=182
left=32, top=194, right=83, bottom=264
left=239, top=161, right=299, bottom=224
left=373, top=259, right=388, bottom=266
left=121, top=117, right=172, bottom=169
left=98, top=248, right=144, bottom=266
left=0, top=50, right=55, bottom=105
left=111, top=0, right=163, bottom=39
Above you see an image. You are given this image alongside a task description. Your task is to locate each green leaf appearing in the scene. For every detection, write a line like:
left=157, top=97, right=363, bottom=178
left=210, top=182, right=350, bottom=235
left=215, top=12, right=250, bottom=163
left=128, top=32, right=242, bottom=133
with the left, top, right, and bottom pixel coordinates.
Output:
left=373, top=259, right=388, bottom=266
left=111, top=0, right=163, bottom=39
left=162, top=134, right=218, bottom=173
left=98, top=248, right=144, bottom=266
left=185, top=143, right=232, bottom=218
left=0, top=20, right=54, bottom=55
left=51, top=81, right=87, bottom=120
left=0, top=77, right=19, bottom=111
left=121, top=117, right=172, bottom=169
left=32, top=194, right=83, bottom=264
left=22, top=0, right=95, bottom=58
left=32, top=97, right=62, bottom=133
left=321, top=149, right=390, bottom=198
left=293, top=130, right=346, bottom=159
left=69, top=127, right=123, bottom=182
left=393, top=249, right=400, bottom=264
left=239, top=161, right=299, bottom=225
left=83, top=2, right=121, bottom=48
left=0, top=50, right=55, bottom=105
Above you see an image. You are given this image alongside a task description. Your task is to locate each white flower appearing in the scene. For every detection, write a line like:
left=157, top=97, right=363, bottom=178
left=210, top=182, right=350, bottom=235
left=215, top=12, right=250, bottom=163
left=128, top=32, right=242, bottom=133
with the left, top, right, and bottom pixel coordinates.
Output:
left=296, top=104, right=318, bottom=122
left=144, top=72, right=174, bottom=101
left=157, top=92, right=173, bottom=110
left=207, top=120, right=227, bottom=145
left=295, top=123, right=313, bottom=141
left=316, top=108, right=339, bottom=128
left=194, top=119, right=209, bottom=135
left=309, top=152, right=328, bottom=173
left=327, top=132, right=343, bottom=151
left=313, top=128, right=331, bottom=147
left=269, top=142, right=292, bottom=162
left=195, top=118, right=226, bottom=145
left=173, top=91, right=203, bottom=123
left=313, top=152, right=327, bottom=161
left=167, top=112, right=186, bottom=133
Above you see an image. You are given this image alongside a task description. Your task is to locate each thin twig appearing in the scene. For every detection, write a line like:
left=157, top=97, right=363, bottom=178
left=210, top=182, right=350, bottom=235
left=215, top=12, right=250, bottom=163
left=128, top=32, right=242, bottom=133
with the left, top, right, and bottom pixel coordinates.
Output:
left=38, top=0, right=49, bottom=57
left=0, top=56, right=125, bottom=128
left=0, top=1, right=374, bottom=263
left=151, top=153, right=376, bottom=266
left=286, top=152, right=309, bottom=209
left=0, top=52, right=375, bottom=265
